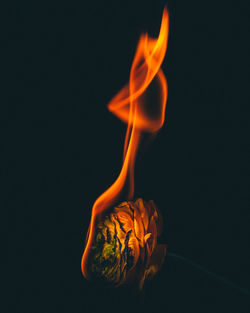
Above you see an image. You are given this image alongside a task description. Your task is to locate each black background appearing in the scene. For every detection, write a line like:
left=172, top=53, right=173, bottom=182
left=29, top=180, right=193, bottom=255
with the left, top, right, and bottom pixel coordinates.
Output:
left=6, top=0, right=250, bottom=312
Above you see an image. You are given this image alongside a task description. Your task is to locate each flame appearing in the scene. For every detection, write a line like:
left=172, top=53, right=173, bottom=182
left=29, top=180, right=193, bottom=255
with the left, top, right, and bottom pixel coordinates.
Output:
left=81, top=8, right=169, bottom=280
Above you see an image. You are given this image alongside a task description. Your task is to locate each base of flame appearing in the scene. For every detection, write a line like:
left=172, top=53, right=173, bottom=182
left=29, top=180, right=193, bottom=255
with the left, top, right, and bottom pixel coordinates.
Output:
left=86, top=198, right=166, bottom=290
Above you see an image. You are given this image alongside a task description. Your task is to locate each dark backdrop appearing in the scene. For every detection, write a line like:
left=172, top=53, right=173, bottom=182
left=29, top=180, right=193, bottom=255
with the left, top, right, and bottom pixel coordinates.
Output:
left=6, top=0, right=250, bottom=312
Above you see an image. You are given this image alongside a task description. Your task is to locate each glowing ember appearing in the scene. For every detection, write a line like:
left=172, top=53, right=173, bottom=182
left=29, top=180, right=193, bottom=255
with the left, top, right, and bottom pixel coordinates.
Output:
left=81, top=7, right=169, bottom=289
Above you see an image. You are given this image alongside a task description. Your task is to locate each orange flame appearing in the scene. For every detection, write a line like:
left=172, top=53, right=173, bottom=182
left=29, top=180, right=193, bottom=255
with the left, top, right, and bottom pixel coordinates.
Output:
left=81, top=8, right=169, bottom=280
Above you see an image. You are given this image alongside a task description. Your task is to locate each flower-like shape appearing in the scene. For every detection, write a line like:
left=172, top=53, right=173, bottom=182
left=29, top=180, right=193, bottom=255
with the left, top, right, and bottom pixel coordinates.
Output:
left=89, top=198, right=166, bottom=289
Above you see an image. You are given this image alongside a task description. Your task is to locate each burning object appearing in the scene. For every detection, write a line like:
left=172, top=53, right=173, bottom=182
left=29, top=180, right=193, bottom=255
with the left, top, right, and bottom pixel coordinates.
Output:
left=89, top=199, right=166, bottom=289
left=81, top=8, right=169, bottom=289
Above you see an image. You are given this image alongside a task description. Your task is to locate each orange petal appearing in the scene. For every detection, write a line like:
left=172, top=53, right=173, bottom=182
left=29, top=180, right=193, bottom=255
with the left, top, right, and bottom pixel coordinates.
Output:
left=135, top=198, right=149, bottom=231
left=133, top=206, right=145, bottom=246
left=128, top=235, right=140, bottom=270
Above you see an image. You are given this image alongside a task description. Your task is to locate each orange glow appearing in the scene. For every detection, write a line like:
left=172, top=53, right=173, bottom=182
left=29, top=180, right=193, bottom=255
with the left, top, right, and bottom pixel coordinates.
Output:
left=81, top=8, right=169, bottom=280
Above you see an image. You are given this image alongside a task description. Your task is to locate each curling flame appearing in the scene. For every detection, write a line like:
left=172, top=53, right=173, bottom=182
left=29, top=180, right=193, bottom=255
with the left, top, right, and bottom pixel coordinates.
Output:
left=81, top=8, right=169, bottom=279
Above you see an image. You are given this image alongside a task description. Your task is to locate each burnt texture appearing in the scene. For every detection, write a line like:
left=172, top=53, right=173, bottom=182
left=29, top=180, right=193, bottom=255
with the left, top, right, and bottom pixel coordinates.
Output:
left=89, top=199, right=166, bottom=289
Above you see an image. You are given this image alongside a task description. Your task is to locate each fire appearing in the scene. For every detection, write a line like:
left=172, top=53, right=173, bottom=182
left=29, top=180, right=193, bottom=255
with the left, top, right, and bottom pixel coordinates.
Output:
left=81, top=8, right=169, bottom=284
